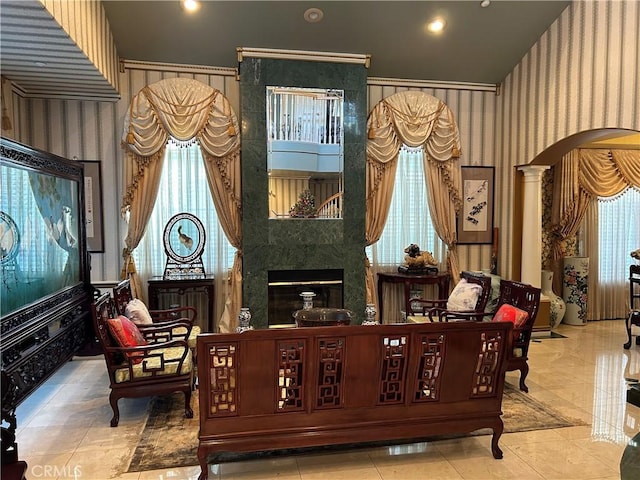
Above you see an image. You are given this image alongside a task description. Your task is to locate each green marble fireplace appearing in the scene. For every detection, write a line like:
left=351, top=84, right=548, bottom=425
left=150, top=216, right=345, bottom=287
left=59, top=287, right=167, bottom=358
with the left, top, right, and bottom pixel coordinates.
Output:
left=239, top=55, right=368, bottom=328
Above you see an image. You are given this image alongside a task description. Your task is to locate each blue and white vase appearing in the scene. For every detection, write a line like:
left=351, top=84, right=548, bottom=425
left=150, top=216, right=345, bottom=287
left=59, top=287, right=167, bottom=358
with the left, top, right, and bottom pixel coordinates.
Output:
left=236, top=307, right=254, bottom=332
left=300, top=291, right=316, bottom=310
left=562, top=257, right=589, bottom=326
left=362, top=303, right=378, bottom=325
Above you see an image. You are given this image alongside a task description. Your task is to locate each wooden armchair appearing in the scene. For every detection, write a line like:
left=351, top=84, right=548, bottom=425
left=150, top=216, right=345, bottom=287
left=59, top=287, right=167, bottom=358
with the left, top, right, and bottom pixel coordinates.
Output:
left=91, top=292, right=194, bottom=427
left=113, top=279, right=197, bottom=324
left=422, top=278, right=541, bottom=392
left=408, top=271, right=492, bottom=322
left=493, top=280, right=541, bottom=393
left=113, top=279, right=201, bottom=348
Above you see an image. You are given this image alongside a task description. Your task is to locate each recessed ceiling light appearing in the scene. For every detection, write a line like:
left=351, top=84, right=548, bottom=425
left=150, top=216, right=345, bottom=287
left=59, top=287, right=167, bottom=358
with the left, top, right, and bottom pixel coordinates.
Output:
left=304, top=7, right=324, bottom=23
left=427, top=18, right=446, bottom=33
left=480, top=0, right=491, bottom=7
left=181, top=0, right=200, bottom=13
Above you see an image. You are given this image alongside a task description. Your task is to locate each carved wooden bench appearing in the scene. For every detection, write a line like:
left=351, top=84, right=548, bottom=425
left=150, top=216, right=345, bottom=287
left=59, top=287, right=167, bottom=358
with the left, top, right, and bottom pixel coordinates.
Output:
left=196, top=321, right=513, bottom=479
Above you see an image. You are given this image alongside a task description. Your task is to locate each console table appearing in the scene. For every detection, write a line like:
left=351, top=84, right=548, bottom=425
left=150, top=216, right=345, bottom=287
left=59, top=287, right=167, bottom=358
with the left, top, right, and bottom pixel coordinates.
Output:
left=148, top=275, right=215, bottom=332
left=377, top=272, right=450, bottom=323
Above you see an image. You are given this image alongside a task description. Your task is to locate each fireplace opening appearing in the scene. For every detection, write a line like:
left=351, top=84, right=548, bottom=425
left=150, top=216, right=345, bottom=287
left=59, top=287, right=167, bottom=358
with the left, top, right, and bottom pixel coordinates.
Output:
left=268, top=269, right=344, bottom=326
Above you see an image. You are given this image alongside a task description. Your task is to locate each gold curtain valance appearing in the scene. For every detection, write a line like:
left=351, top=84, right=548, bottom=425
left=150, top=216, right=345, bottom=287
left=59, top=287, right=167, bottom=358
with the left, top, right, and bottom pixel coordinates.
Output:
left=366, top=91, right=462, bottom=209
left=579, top=148, right=640, bottom=198
left=121, top=77, right=241, bottom=214
left=367, top=91, right=460, bottom=162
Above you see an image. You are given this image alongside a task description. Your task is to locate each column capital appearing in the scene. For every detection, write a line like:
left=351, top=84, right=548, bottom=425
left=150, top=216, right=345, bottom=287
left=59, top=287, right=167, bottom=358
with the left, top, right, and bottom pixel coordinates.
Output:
left=518, top=164, right=550, bottom=179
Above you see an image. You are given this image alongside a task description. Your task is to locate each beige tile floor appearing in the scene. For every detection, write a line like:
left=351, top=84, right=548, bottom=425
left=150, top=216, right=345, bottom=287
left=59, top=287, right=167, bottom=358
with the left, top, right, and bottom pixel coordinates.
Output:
left=15, top=319, right=640, bottom=480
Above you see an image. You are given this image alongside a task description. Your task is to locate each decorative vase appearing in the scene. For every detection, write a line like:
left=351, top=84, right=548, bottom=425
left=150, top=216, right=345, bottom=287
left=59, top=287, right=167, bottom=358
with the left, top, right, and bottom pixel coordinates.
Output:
left=541, top=270, right=565, bottom=329
left=562, top=257, right=589, bottom=326
left=363, top=303, right=378, bottom=325
left=236, top=307, right=254, bottom=333
left=300, top=291, right=316, bottom=310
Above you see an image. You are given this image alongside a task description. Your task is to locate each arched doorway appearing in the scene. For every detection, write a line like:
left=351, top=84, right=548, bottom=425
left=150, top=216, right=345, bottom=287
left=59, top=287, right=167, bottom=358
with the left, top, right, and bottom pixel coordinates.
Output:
left=513, top=128, right=640, bottom=323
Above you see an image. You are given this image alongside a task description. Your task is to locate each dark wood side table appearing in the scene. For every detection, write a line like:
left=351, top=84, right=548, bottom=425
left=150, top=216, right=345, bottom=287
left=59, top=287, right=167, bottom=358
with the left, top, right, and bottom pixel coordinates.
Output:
left=377, top=272, right=450, bottom=323
left=148, top=275, right=215, bottom=332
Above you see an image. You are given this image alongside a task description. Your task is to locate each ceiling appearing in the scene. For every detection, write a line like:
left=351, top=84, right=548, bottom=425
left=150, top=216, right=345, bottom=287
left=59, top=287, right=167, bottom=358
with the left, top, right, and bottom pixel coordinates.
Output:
left=0, top=1, right=571, bottom=100
left=103, top=0, right=570, bottom=84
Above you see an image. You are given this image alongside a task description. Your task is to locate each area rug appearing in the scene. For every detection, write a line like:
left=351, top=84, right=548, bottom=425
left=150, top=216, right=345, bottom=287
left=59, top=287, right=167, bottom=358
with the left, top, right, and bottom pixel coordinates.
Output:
left=127, top=384, right=587, bottom=472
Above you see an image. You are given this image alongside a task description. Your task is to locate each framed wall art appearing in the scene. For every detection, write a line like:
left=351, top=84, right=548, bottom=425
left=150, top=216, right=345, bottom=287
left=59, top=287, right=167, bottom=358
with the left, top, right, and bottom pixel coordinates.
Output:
left=80, top=160, right=104, bottom=252
left=457, top=166, right=495, bottom=244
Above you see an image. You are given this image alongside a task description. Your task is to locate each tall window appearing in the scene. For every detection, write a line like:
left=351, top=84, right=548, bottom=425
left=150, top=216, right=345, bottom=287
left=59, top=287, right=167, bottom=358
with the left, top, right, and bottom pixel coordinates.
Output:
left=598, top=188, right=640, bottom=283
left=366, top=146, right=444, bottom=268
left=584, top=186, right=640, bottom=320
left=133, top=141, right=235, bottom=320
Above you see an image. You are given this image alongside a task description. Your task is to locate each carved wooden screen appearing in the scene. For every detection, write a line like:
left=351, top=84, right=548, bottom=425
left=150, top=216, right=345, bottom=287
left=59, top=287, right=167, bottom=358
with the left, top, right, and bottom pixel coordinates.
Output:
left=277, top=339, right=306, bottom=411
left=316, top=337, right=345, bottom=408
left=413, top=334, right=445, bottom=402
left=208, top=343, right=237, bottom=415
left=378, top=335, right=408, bottom=404
left=471, top=330, right=504, bottom=396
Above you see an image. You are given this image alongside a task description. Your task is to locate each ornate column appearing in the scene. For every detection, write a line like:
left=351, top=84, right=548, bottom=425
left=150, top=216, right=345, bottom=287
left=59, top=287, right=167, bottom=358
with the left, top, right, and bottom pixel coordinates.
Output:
left=518, top=165, right=550, bottom=287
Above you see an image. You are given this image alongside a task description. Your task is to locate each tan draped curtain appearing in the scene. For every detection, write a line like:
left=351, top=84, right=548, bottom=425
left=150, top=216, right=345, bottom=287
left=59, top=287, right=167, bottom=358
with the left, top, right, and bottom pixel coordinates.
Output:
left=551, top=148, right=640, bottom=319
left=365, top=91, right=462, bottom=309
left=121, top=77, right=242, bottom=332
left=550, top=150, right=590, bottom=263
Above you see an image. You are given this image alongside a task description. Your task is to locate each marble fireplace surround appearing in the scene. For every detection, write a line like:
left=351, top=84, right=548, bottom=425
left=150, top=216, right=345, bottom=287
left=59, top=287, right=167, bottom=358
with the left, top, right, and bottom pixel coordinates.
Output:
left=239, top=55, right=368, bottom=329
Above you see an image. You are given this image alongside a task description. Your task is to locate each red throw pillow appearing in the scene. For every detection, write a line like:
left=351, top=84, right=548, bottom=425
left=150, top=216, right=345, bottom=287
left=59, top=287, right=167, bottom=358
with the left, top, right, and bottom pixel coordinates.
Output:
left=107, top=315, right=148, bottom=363
left=492, top=304, right=529, bottom=337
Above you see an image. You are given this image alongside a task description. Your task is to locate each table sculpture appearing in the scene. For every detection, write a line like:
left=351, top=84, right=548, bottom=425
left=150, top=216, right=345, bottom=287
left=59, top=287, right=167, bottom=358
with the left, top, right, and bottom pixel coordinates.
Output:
left=398, top=243, right=438, bottom=274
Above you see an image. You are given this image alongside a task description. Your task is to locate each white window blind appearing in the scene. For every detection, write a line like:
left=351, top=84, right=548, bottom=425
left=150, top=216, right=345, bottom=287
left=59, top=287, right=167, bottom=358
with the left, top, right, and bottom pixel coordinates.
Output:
left=366, top=146, right=444, bottom=267
left=132, top=142, right=235, bottom=324
left=598, top=188, right=640, bottom=283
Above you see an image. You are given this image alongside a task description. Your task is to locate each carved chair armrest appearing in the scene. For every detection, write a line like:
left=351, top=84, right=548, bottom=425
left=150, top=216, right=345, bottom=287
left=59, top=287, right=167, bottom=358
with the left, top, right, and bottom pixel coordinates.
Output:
left=138, top=320, right=193, bottom=343
left=149, top=306, right=197, bottom=323
left=138, top=319, right=192, bottom=331
left=428, top=308, right=485, bottom=322
left=105, top=338, right=189, bottom=354
left=408, top=297, right=447, bottom=315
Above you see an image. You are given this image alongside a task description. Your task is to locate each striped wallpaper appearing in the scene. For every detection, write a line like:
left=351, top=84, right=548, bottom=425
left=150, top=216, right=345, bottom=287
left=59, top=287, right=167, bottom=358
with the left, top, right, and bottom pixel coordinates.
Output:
left=498, top=0, right=640, bottom=277
left=41, top=0, right=120, bottom=93
left=5, top=0, right=638, bottom=288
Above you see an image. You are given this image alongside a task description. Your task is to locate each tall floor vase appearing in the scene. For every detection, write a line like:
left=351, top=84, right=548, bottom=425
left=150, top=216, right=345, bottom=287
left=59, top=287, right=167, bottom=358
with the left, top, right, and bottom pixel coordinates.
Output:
left=562, top=257, right=589, bottom=326
left=541, top=270, right=565, bottom=329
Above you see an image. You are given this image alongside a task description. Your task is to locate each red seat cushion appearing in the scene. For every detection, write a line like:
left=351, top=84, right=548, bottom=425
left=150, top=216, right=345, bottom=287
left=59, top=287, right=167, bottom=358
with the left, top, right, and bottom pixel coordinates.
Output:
left=107, top=315, right=148, bottom=363
left=492, top=304, right=529, bottom=337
